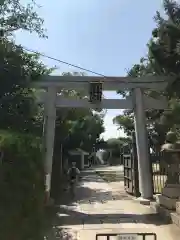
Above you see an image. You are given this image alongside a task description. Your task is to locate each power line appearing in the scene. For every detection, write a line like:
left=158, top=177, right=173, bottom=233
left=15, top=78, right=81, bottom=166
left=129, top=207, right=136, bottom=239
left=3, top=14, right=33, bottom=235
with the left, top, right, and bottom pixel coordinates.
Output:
left=22, top=45, right=169, bottom=84
left=22, top=46, right=106, bottom=77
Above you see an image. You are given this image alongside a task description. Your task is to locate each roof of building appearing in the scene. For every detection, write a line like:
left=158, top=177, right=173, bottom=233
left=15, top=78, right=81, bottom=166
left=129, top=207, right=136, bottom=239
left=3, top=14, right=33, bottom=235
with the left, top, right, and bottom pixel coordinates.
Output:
left=68, top=148, right=89, bottom=155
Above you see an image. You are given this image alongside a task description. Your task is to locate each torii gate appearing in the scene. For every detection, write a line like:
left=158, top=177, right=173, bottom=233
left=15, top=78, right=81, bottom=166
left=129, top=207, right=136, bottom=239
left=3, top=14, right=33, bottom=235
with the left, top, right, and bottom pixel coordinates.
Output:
left=32, top=75, right=173, bottom=202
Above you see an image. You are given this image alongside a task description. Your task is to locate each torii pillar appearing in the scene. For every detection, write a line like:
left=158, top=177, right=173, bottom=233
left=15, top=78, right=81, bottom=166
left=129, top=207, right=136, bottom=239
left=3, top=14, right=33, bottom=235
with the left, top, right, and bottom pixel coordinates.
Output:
left=133, top=88, right=153, bottom=202
left=43, top=87, right=57, bottom=203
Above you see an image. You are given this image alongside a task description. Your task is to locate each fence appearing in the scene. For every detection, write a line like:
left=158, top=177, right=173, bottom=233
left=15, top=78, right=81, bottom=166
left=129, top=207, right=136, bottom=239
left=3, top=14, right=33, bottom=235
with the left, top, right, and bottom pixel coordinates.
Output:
left=150, top=149, right=180, bottom=194
left=122, top=145, right=179, bottom=195
left=122, top=135, right=140, bottom=197
left=150, top=151, right=167, bottom=194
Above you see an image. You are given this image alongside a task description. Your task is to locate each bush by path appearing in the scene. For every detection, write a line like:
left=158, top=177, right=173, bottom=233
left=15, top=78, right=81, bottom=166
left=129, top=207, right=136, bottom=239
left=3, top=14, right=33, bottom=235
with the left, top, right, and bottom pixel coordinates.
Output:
left=0, top=130, right=45, bottom=240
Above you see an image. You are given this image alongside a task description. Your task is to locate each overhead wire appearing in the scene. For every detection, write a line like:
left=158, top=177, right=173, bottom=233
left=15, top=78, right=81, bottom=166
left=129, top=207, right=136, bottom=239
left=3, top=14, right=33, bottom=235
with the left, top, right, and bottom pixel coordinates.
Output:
left=22, top=46, right=106, bottom=77
left=22, top=45, right=170, bottom=84
left=22, top=46, right=169, bottom=107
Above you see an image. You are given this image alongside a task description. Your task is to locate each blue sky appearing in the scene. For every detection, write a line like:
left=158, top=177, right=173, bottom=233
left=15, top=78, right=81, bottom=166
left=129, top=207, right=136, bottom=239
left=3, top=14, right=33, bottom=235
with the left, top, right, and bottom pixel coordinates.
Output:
left=16, top=0, right=163, bottom=140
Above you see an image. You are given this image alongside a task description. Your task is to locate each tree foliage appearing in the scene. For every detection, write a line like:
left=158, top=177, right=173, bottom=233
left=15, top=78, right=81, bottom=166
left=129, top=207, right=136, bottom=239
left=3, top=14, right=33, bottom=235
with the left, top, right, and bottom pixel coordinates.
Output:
left=0, top=0, right=51, bottom=135
left=0, top=40, right=52, bottom=135
left=114, top=0, right=180, bottom=148
left=100, top=137, right=130, bottom=165
left=55, top=102, right=105, bottom=154
left=53, top=72, right=105, bottom=154
left=0, top=0, right=46, bottom=37
left=0, top=1, right=51, bottom=239
left=0, top=1, right=106, bottom=238
left=0, top=131, right=44, bottom=240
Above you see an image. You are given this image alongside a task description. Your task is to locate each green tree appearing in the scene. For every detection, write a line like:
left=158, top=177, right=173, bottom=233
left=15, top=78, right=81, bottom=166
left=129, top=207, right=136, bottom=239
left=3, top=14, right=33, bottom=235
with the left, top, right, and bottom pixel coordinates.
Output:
left=55, top=108, right=105, bottom=155
left=0, top=1, right=52, bottom=239
left=0, top=0, right=51, bottom=135
left=53, top=72, right=105, bottom=154
left=113, top=113, right=134, bottom=136
left=0, top=41, right=52, bottom=135
left=114, top=0, right=180, bottom=149
left=95, top=138, right=108, bottom=150
left=0, top=0, right=46, bottom=37
left=107, top=138, right=127, bottom=156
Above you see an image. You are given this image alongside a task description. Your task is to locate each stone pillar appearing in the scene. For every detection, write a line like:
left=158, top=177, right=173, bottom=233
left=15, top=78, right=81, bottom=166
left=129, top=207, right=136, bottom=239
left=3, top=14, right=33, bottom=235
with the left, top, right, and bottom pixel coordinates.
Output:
left=156, top=148, right=180, bottom=210
left=133, top=88, right=153, bottom=200
left=155, top=134, right=180, bottom=226
left=44, top=87, right=57, bottom=203
left=155, top=132, right=180, bottom=210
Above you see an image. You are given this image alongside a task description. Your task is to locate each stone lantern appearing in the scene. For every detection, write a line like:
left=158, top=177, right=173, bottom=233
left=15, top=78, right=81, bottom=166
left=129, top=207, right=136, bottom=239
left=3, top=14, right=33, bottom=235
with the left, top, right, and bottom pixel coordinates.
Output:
left=156, top=131, right=180, bottom=210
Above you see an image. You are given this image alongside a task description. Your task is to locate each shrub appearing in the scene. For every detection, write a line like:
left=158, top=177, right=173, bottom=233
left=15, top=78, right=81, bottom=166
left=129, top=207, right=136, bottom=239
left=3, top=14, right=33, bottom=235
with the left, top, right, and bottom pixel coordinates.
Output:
left=0, top=130, right=45, bottom=240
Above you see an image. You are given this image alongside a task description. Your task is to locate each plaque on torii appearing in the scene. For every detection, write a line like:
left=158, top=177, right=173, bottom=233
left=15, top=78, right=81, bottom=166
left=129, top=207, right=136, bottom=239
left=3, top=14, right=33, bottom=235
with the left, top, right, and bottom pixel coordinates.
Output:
left=89, top=81, right=103, bottom=103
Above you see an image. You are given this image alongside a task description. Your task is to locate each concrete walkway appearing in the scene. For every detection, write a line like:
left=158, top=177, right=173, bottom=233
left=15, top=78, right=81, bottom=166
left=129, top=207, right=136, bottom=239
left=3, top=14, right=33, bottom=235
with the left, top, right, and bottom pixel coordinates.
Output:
left=54, top=167, right=180, bottom=240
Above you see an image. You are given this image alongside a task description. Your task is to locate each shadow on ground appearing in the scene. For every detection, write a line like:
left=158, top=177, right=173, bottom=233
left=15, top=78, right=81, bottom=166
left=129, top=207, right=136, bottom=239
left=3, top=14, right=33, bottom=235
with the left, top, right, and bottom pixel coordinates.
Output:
left=56, top=185, right=133, bottom=206
left=80, top=169, right=124, bottom=182
left=53, top=188, right=170, bottom=228
left=55, top=170, right=132, bottom=206
left=44, top=169, right=171, bottom=239
left=52, top=204, right=170, bottom=227
left=95, top=171, right=124, bottom=182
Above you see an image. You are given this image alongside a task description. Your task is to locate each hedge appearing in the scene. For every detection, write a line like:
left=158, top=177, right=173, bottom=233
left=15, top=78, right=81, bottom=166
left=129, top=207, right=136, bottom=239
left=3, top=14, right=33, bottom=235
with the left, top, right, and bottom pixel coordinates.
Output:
left=0, top=130, right=45, bottom=240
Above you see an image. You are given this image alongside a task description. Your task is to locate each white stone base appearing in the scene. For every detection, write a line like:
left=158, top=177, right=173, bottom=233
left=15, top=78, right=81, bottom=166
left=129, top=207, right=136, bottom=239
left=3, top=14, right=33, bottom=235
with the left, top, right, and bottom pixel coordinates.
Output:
left=171, top=212, right=180, bottom=228
left=155, top=194, right=177, bottom=210
left=162, top=185, right=180, bottom=198
left=136, top=197, right=150, bottom=205
left=176, top=201, right=180, bottom=215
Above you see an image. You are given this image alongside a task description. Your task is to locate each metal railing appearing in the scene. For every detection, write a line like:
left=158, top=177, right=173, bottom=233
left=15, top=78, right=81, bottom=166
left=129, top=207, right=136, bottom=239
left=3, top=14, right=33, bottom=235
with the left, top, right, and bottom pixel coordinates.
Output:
left=150, top=150, right=180, bottom=194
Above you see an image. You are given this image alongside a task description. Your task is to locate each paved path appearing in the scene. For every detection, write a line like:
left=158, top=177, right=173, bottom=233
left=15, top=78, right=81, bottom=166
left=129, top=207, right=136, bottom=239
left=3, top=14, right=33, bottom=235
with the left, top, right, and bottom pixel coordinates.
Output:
left=53, top=167, right=180, bottom=240
left=90, top=164, right=124, bottom=172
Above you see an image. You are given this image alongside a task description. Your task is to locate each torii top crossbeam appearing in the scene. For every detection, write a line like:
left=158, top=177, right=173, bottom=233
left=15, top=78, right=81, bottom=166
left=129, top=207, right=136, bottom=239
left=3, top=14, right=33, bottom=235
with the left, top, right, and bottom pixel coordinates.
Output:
left=32, top=75, right=173, bottom=91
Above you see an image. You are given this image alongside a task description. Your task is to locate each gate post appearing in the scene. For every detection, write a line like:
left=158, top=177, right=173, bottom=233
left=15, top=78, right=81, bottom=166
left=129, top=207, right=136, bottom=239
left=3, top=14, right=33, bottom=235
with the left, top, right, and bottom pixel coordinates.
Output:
left=133, top=88, right=153, bottom=201
left=132, top=131, right=140, bottom=197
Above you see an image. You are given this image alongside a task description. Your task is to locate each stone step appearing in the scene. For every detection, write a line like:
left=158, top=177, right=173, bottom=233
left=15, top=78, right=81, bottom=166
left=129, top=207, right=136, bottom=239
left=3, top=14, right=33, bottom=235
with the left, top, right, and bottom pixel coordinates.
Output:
left=171, top=212, right=180, bottom=228
left=150, top=201, right=172, bottom=223
left=155, top=194, right=177, bottom=210
left=150, top=201, right=180, bottom=229
left=176, top=202, right=180, bottom=215
left=153, top=199, right=180, bottom=215
left=162, top=186, right=180, bottom=198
